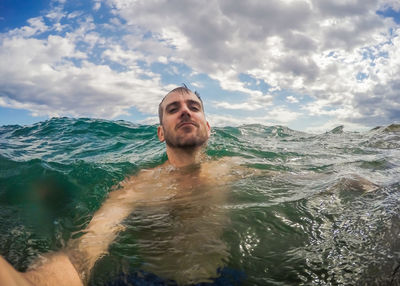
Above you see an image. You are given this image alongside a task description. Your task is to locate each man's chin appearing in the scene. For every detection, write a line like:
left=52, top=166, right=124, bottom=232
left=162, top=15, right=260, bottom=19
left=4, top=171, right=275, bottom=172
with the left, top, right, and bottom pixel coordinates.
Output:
left=175, top=139, right=199, bottom=148
left=166, top=136, right=207, bottom=149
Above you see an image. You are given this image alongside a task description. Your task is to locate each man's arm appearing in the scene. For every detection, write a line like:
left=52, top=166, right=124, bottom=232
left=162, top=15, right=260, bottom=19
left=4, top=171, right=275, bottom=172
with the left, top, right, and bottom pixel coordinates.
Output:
left=66, top=181, right=142, bottom=283
left=0, top=174, right=143, bottom=286
left=0, top=253, right=83, bottom=286
left=0, top=256, right=34, bottom=286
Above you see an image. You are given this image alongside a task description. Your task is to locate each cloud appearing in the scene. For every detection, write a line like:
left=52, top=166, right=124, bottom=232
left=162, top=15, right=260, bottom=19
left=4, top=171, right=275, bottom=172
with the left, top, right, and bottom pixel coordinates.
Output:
left=0, top=9, right=168, bottom=119
left=67, top=11, right=84, bottom=19
left=1, top=0, right=400, bottom=129
left=213, top=93, right=273, bottom=111
left=286, top=96, right=299, bottom=103
left=379, top=0, right=400, bottom=11
left=103, top=0, right=400, bottom=127
left=207, top=106, right=301, bottom=127
left=6, top=17, right=49, bottom=37
left=93, top=1, right=102, bottom=11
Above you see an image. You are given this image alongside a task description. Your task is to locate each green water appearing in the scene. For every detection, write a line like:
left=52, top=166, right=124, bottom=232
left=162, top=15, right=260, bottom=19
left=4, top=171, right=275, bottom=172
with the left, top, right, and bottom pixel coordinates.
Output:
left=1, top=118, right=400, bottom=285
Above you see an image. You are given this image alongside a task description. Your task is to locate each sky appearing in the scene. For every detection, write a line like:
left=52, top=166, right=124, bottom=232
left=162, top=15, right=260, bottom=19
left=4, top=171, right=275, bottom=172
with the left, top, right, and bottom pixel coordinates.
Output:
left=0, top=0, right=399, bottom=132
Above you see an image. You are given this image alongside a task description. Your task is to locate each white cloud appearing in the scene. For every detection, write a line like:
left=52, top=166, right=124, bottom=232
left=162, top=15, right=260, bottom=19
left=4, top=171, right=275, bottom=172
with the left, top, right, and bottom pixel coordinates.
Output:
left=213, top=93, right=273, bottom=111
left=191, top=81, right=204, bottom=88
left=207, top=106, right=301, bottom=127
left=6, top=17, right=49, bottom=37
left=214, top=102, right=263, bottom=111
left=286, top=96, right=299, bottom=103
left=138, top=116, right=159, bottom=125
left=207, top=114, right=247, bottom=127
left=46, top=7, right=66, bottom=22
left=0, top=11, right=168, bottom=119
left=210, top=69, right=266, bottom=97
left=268, top=107, right=302, bottom=123
left=102, top=0, right=400, bottom=127
left=378, top=0, right=400, bottom=11
left=1, top=0, right=400, bottom=129
left=93, top=1, right=102, bottom=11
left=67, top=11, right=84, bottom=19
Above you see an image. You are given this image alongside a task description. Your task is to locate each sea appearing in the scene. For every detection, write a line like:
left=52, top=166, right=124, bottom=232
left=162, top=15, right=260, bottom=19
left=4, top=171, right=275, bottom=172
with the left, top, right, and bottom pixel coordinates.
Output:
left=0, top=117, right=400, bottom=285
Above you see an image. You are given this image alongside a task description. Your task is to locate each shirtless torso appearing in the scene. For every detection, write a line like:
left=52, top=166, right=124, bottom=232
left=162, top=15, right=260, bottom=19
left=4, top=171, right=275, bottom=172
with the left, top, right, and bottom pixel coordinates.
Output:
left=67, top=157, right=240, bottom=285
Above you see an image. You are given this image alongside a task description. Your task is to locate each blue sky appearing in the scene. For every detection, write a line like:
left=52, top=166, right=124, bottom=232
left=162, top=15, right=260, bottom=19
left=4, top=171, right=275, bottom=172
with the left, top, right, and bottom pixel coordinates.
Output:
left=0, top=0, right=399, bottom=132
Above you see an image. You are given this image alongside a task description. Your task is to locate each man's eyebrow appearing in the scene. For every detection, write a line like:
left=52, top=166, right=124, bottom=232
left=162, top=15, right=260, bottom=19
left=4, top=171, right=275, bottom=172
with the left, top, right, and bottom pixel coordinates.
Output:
left=165, top=101, right=180, bottom=110
left=165, top=100, right=201, bottom=110
left=186, top=99, right=201, bottom=106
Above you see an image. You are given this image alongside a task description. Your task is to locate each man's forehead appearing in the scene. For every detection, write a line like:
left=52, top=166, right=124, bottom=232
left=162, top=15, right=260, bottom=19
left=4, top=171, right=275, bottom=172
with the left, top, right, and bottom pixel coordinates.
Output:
left=161, top=91, right=201, bottom=107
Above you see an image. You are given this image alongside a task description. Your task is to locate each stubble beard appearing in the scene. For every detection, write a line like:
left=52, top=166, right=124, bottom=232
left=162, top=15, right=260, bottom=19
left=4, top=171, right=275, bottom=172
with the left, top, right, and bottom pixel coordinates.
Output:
left=164, top=126, right=208, bottom=149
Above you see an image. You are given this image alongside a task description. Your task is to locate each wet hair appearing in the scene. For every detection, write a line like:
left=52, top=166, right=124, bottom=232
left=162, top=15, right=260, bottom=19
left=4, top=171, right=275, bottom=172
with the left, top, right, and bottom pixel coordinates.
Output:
left=158, top=85, right=204, bottom=124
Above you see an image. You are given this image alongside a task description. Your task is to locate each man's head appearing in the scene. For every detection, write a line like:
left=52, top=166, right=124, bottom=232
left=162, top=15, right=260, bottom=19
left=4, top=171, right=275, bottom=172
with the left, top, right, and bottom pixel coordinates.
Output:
left=157, top=86, right=210, bottom=149
left=158, top=86, right=204, bottom=124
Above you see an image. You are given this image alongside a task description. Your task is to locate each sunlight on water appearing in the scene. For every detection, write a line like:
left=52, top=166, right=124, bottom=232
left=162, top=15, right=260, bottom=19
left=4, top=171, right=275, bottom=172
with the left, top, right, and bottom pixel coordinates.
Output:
left=0, top=118, right=400, bottom=285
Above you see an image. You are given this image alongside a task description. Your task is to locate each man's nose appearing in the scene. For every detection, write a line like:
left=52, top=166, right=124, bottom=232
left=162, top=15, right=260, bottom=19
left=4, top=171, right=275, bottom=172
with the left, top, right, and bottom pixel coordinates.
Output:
left=179, top=105, right=191, bottom=118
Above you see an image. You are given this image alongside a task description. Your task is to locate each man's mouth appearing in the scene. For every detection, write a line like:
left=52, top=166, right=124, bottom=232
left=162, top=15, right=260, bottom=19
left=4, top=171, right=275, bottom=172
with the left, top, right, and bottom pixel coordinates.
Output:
left=176, top=121, right=198, bottom=130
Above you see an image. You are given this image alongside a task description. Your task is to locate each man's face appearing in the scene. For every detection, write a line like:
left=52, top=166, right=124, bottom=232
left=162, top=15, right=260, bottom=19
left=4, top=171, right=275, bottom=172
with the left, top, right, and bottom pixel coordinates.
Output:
left=157, top=91, right=210, bottom=149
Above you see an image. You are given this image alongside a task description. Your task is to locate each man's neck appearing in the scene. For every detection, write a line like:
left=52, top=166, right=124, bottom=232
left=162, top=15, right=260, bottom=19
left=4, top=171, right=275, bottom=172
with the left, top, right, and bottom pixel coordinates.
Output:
left=166, top=145, right=205, bottom=168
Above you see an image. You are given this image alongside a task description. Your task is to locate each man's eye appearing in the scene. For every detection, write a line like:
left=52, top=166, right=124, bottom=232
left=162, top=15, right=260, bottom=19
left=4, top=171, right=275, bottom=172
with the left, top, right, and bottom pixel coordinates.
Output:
left=168, top=108, right=177, bottom=113
left=190, top=106, right=200, bottom=111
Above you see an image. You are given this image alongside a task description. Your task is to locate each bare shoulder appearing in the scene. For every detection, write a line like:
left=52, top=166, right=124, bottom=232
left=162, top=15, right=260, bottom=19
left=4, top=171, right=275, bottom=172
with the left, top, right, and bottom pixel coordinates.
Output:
left=200, top=156, right=274, bottom=183
left=107, top=164, right=170, bottom=202
left=208, top=156, right=276, bottom=176
left=119, top=167, right=160, bottom=186
left=200, top=156, right=240, bottom=177
left=203, top=156, right=242, bottom=168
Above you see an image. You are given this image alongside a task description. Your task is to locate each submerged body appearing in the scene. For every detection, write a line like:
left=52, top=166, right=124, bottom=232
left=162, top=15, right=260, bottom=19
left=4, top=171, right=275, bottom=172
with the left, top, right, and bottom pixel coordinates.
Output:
left=72, top=158, right=238, bottom=285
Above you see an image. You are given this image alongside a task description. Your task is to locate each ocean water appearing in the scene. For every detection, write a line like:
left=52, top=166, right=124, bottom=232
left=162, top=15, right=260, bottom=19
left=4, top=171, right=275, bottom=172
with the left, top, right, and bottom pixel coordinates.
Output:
left=0, top=117, right=400, bottom=285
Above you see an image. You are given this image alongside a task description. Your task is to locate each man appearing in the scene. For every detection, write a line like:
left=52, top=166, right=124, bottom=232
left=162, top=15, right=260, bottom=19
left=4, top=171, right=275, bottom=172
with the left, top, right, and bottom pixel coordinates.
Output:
left=0, top=86, right=237, bottom=285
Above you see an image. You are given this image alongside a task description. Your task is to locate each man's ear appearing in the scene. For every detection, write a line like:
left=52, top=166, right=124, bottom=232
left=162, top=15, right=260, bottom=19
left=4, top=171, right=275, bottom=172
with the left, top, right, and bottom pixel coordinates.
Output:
left=157, top=125, right=165, bottom=142
left=206, top=121, right=211, bottom=137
